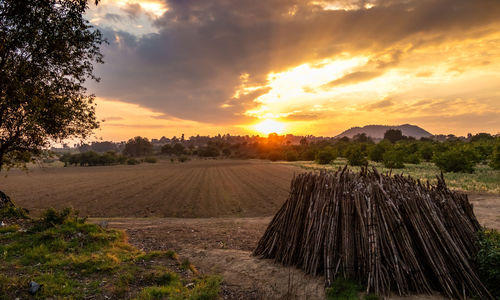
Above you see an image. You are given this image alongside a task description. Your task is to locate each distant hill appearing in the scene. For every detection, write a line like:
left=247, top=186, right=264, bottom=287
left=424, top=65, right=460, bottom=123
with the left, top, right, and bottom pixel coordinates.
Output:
left=336, top=124, right=432, bottom=139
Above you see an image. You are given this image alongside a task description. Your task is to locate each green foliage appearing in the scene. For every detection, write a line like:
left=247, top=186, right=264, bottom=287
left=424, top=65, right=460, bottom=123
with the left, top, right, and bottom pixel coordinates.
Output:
left=418, top=143, right=434, bottom=161
left=405, top=153, right=421, bottom=164
left=0, top=206, right=29, bottom=219
left=198, top=146, right=219, bottom=157
left=384, top=129, right=404, bottom=143
left=316, top=150, right=336, bottom=165
left=369, top=142, right=387, bottom=162
left=124, top=136, right=154, bottom=157
left=268, top=151, right=284, bottom=162
left=127, top=158, right=140, bottom=165
left=346, top=147, right=367, bottom=166
left=285, top=150, right=299, bottom=162
left=490, top=140, right=500, bottom=170
left=62, top=151, right=128, bottom=167
left=476, top=229, right=500, bottom=299
left=0, top=0, right=103, bottom=170
left=325, top=277, right=360, bottom=300
left=382, top=149, right=405, bottom=168
left=433, top=148, right=475, bottom=173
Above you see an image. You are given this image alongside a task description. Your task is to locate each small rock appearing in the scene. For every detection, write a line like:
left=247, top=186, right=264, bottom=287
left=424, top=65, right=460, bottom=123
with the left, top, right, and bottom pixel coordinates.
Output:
left=28, top=281, right=42, bottom=295
left=0, top=221, right=5, bottom=227
left=185, top=282, right=195, bottom=289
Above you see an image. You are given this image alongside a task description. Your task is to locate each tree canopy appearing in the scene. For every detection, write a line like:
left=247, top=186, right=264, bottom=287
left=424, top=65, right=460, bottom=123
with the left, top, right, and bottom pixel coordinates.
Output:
left=0, top=0, right=104, bottom=170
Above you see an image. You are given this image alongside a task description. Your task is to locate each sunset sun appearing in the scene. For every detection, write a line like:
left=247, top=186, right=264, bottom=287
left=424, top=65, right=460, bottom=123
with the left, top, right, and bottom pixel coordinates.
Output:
left=253, top=119, right=286, bottom=135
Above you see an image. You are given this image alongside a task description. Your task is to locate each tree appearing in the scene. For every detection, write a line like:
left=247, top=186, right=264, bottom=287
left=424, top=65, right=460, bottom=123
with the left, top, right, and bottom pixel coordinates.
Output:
left=384, top=129, right=404, bottom=143
left=433, top=148, right=475, bottom=173
left=123, top=136, right=153, bottom=157
left=489, top=139, right=500, bottom=170
left=315, top=150, right=335, bottom=165
left=0, top=0, right=104, bottom=170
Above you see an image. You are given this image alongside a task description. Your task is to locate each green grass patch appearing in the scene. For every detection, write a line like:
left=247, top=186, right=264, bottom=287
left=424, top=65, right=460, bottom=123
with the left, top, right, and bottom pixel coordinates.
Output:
left=325, top=277, right=360, bottom=300
left=0, top=208, right=220, bottom=299
left=285, top=159, right=500, bottom=193
left=476, top=229, right=500, bottom=299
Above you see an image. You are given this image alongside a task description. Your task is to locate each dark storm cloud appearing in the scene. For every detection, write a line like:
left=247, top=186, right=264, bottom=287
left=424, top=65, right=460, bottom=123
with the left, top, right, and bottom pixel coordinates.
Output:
left=89, top=0, right=500, bottom=124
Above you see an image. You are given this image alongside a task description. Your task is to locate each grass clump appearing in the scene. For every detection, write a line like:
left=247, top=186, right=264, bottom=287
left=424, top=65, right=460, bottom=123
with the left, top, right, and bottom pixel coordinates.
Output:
left=476, top=229, right=500, bottom=299
left=0, top=207, right=220, bottom=299
left=325, top=277, right=360, bottom=300
left=0, top=205, right=29, bottom=219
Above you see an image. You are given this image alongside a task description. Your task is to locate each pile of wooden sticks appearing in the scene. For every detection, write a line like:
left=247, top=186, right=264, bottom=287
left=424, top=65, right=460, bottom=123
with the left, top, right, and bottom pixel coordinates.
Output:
left=253, top=167, right=492, bottom=299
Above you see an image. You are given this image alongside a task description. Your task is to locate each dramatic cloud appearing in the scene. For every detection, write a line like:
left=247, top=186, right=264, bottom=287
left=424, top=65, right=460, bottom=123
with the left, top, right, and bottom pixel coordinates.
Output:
left=87, top=0, right=500, bottom=137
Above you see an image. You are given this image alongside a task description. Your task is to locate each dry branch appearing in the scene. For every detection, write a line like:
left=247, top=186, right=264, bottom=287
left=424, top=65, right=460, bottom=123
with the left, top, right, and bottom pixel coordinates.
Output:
left=253, top=168, right=492, bottom=299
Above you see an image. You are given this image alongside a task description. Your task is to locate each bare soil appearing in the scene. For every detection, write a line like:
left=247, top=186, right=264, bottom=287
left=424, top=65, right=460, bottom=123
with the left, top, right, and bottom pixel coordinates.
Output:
left=1, top=159, right=300, bottom=217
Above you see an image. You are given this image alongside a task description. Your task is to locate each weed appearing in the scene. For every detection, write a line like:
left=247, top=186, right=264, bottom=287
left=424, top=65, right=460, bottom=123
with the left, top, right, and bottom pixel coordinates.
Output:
left=325, top=277, right=360, bottom=300
left=476, top=229, right=500, bottom=299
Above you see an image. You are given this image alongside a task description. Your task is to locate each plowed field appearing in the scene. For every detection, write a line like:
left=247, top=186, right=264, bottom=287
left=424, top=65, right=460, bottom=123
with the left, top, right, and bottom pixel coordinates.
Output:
left=1, top=159, right=300, bottom=217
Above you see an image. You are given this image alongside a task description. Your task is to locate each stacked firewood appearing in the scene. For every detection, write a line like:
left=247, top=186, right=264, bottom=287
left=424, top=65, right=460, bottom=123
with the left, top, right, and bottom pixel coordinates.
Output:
left=253, top=167, right=492, bottom=299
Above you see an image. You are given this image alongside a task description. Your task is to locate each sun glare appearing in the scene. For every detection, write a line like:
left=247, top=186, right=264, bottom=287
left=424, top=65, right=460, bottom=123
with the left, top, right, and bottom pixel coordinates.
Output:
left=253, top=119, right=286, bottom=135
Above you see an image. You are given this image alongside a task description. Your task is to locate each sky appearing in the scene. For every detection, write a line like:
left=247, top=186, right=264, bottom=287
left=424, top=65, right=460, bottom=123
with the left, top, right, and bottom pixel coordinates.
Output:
left=85, top=0, right=500, bottom=141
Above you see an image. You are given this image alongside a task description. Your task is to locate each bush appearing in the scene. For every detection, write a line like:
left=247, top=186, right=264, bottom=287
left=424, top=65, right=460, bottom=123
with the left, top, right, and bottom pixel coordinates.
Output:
left=346, top=148, right=367, bottom=166
left=325, top=277, right=359, bottom=300
left=433, top=148, right=475, bottom=173
left=383, top=150, right=405, bottom=169
left=419, top=143, right=434, bottom=161
left=127, top=158, right=140, bottom=165
left=490, top=140, right=500, bottom=170
left=369, top=143, right=386, bottom=162
left=316, top=150, right=335, bottom=165
left=476, top=229, right=500, bottom=299
left=144, top=156, right=157, bottom=163
left=405, top=153, right=420, bottom=164
left=268, top=151, right=284, bottom=162
left=285, top=150, right=299, bottom=162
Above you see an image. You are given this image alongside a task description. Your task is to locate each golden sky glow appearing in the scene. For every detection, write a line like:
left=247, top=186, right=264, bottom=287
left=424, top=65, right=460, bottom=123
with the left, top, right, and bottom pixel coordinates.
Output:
left=86, top=0, right=500, bottom=141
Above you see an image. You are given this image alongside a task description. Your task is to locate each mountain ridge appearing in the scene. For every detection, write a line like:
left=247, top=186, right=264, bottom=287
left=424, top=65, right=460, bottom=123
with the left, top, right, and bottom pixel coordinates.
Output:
left=336, top=124, right=432, bottom=139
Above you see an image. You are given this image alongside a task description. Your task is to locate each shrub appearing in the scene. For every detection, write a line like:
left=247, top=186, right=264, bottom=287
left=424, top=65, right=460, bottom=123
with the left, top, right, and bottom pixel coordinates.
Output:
left=419, top=143, right=434, bottom=161
left=369, top=143, right=386, bottom=162
left=268, top=151, right=284, bottom=162
left=433, top=148, right=475, bottom=173
left=490, top=140, right=500, bottom=170
left=476, top=229, right=500, bottom=299
left=325, top=277, right=359, bottom=300
left=346, top=148, right=367, bottom=166
left=127, top=158, right=140, bottom=165
left=144, top=156, right=157, bottom=163
left=405, top=153, right=420, bottom=164
left=301, top=149, right=316, bottom=161
left=316, top=150, right=335, bottom=165
left=285, top=150, right=299, bottom=162
left=383, top=150, right=405, bottom=169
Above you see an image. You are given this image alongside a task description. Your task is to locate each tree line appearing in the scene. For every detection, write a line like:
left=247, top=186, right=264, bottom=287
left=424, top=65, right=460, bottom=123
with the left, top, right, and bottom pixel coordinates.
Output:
left=59, top=130, right=500, bottom=173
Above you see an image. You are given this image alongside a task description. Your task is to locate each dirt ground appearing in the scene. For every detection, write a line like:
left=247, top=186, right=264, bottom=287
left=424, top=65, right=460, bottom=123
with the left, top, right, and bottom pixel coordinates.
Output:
left=92, top=192, right=499, bottom=299
left=1, top=159, right=299, bottom=217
